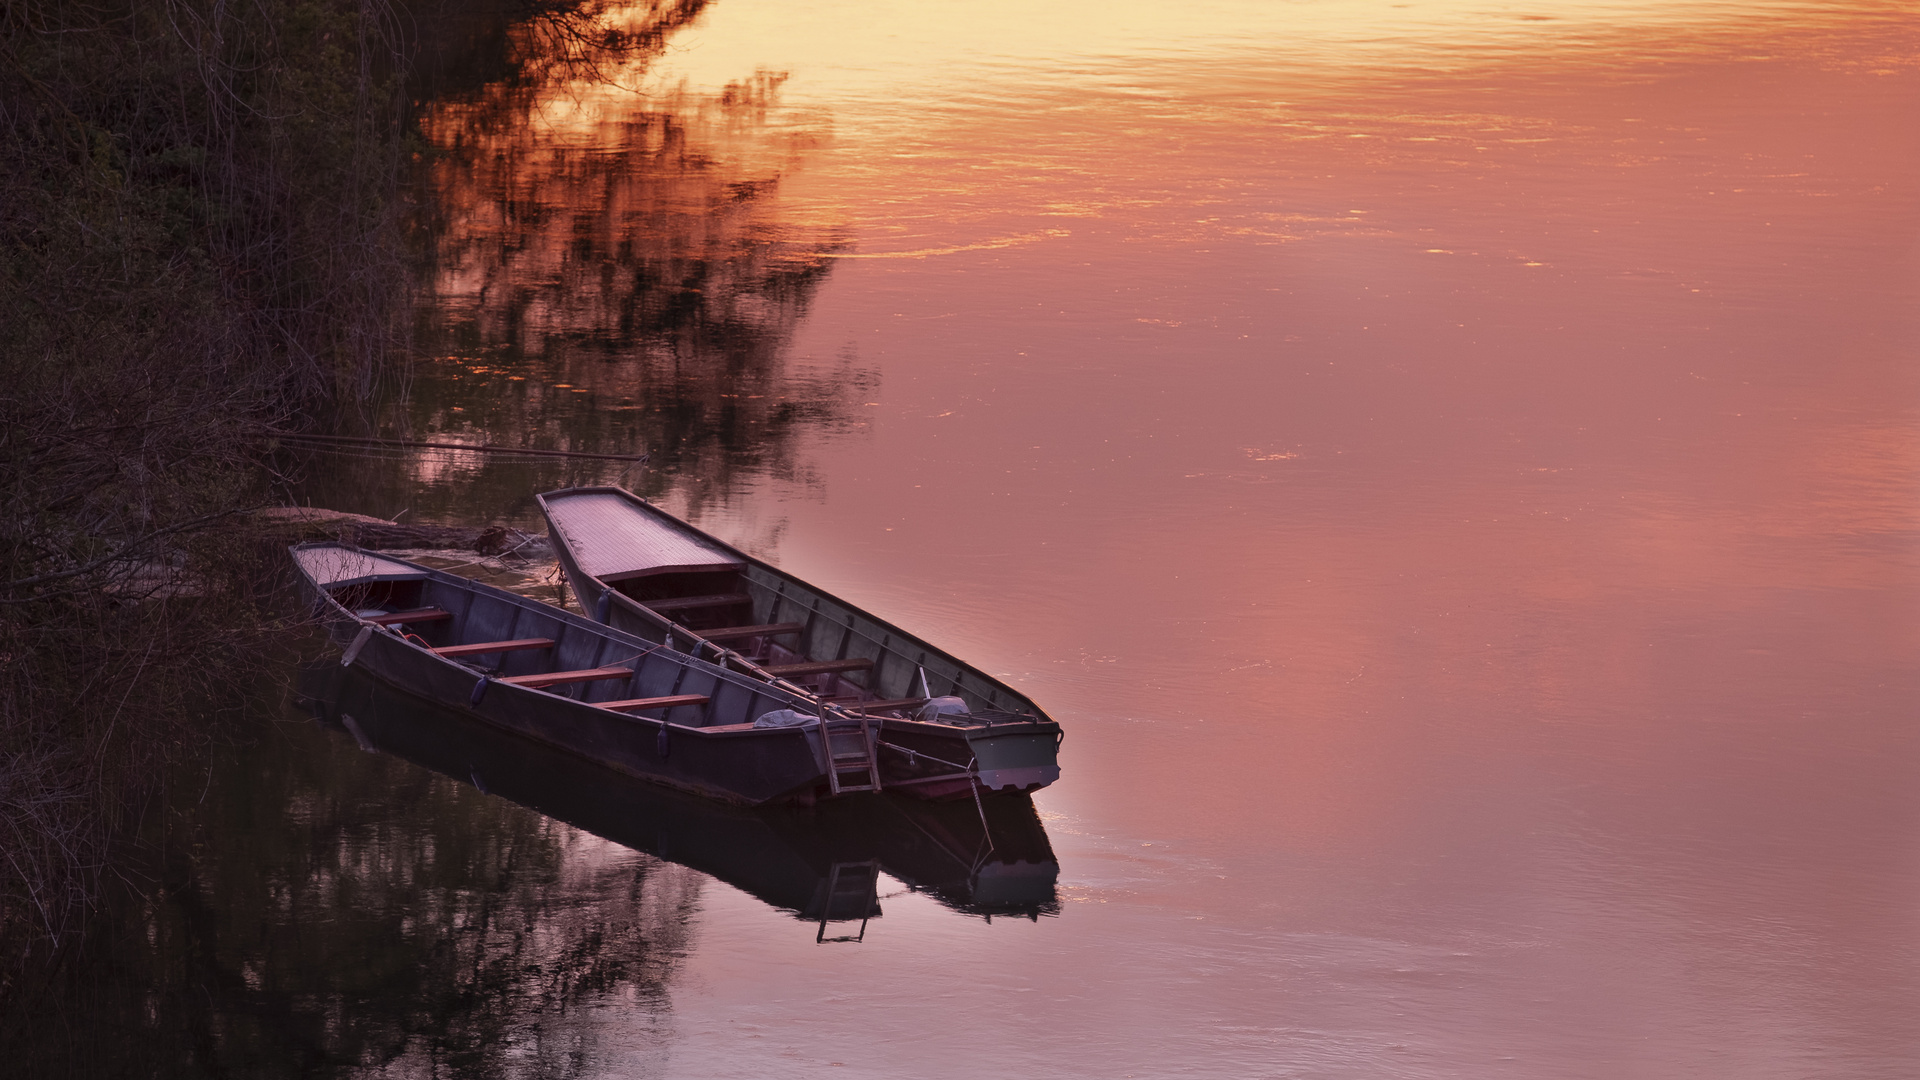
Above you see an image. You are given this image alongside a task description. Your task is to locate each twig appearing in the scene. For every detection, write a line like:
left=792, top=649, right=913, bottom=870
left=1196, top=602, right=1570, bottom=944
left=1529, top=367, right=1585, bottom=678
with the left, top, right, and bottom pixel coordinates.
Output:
left=0, top=506, right=263, bottom=600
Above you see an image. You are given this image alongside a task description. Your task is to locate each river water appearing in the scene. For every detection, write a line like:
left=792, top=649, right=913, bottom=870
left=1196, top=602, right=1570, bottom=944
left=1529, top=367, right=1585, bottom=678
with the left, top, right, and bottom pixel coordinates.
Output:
left=71, top=2, right=1920, bottom=1077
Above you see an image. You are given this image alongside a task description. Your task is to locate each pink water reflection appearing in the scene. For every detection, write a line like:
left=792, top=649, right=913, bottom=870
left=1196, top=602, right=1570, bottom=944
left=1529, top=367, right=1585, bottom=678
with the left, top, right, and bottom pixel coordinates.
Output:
left=307, top=0, right=1920, bottom=1074
left=622, top=3, right=1920, bottom=1076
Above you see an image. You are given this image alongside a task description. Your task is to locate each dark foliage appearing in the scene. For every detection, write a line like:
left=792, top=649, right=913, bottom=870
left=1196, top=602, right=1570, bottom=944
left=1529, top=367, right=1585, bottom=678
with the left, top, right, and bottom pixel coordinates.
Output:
left=0, top=0, right=738, bottom=993
left=3, top=707, right=692, bottom=1077
left=0, top=0, right=415, bottom=969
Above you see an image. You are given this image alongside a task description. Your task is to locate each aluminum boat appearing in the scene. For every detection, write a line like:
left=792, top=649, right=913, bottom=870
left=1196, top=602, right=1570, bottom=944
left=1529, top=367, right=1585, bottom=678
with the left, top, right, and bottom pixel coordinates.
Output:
left=535, top=486, right=1062, bottom=799
left=293, top=542, right=895, bottom=805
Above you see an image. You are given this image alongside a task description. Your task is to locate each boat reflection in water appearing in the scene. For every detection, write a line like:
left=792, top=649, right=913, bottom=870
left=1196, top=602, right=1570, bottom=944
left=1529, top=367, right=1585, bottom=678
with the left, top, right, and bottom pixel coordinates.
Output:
left=300, top=665, right=1060, bottom=938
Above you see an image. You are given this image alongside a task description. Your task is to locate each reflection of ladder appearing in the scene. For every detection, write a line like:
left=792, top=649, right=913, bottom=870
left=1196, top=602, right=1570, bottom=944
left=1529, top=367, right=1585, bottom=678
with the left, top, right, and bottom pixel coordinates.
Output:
left=821, top=713, right=881, bottom=795
left=817, top=860, right=880, bottom=943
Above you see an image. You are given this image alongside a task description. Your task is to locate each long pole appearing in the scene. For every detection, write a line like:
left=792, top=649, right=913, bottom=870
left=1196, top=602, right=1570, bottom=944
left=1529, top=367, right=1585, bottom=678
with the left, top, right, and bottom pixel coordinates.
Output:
left=270, top=431, right=649, bottom=464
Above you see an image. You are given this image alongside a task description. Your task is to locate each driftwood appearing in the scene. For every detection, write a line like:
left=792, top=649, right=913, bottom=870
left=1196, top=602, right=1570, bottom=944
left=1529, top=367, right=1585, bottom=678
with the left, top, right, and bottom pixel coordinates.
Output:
left=251, top=508, right=551, bottom=558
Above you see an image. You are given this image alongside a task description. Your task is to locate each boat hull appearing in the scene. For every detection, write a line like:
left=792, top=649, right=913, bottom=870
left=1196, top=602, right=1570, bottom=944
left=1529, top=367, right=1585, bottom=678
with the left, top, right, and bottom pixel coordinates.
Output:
left=322, top=612, right=826, bottom=805
left=302, top=662, right=1062, bottom=923
left=537, top=487, right=1065, bottom=799
left=293, top=544, right=834, bottom=806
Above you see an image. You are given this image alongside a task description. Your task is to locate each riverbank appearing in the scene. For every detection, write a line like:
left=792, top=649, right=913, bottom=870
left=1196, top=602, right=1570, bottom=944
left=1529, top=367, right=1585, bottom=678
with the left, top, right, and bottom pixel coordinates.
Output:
left=0, top=0, right=418, bottom=974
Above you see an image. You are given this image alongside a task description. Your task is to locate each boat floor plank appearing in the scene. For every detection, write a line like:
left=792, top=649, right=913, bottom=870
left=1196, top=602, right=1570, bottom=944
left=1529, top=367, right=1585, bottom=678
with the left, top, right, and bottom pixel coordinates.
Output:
left=432, top=638, right=554, bottom=658
left=645, top=592, right=751, bottom=613
left=764, top=658, right=875, bottom=677
left=832, top=697, right=930, bottom=712
left=693, top=622, right=805, bottom=642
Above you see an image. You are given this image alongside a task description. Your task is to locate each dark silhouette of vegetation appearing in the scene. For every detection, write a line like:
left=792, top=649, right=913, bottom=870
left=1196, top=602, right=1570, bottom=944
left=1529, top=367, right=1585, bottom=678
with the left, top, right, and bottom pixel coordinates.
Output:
left=3, top=703, right=695, bottom=1077
left=0, top=0, right=703, bottom=985
left=0, top=0, right=420, bottom=977
left=0, top=0, right=865, bottom=1005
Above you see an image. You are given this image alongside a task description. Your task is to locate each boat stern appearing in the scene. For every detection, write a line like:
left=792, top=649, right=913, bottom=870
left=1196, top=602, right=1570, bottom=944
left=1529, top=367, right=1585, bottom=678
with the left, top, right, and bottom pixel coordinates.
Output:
left=967, top=725, right=1062, bottom=794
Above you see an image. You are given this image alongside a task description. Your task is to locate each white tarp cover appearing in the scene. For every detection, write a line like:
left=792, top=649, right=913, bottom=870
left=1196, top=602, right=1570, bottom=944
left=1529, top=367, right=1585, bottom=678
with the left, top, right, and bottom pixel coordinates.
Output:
left=546, top=491, right=744, bottom=583
left=293, top=546, right=429, bottom=589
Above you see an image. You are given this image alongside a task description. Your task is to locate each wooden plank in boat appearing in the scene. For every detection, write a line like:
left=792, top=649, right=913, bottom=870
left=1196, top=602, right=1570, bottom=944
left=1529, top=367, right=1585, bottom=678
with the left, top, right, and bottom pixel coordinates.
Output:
left=692, top=622, right=804, bottom=643
left=763, top=658, right=874, bottom=677
left=543, top=490, right=744, bottom=583
left=432, top=638, right=553, bottom=658
left=498, top=666, right=633, bottom=689
left=599, top=694, right=711, bottom=712
left=644, top=592, right=751, bottom=613
left=835, top=697, right=929, bottom=712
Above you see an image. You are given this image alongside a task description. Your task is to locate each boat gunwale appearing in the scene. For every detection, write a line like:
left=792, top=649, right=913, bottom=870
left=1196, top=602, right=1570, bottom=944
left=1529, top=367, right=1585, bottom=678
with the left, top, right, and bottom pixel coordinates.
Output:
left=534, top=486, right=1059, bottom=727
left=599, top=559, right=746, bottom=584
left=289, top=541, right=823, bottom=744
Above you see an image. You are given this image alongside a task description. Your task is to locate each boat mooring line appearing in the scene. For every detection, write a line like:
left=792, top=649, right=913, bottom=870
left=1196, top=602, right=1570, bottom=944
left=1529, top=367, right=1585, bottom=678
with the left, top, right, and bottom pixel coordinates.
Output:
left=967, top=756, right=996, bottom=858
left=877, top=741, right=972, bottom=775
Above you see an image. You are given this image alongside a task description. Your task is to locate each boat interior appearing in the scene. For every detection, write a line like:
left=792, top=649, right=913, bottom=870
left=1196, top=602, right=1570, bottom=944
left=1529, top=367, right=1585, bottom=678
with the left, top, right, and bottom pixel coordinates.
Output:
left=608, top=563, right=1041, bottom=728
left=611, top=565, right=902, bottom=707
left=536, top=487, right=1051, bottom=729
left=307, top=550, right=807, bottom=732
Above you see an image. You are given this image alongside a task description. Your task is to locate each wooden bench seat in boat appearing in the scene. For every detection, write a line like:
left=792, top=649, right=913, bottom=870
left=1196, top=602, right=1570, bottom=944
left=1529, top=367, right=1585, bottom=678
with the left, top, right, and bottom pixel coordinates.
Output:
left=598, top=694, right=711, bottom=713
left=691, top=622, right=805, bottom=643
left=831, top=697, right=929, bottom=713
left=644, top=592, right=751, bottom=613
left=367, top=607, right=452, bottom=626
left=498, top=666, right=634, bottom=689
left=763, top=658, right=874, bottom=678
left=431, top=638, right=554, bottom=659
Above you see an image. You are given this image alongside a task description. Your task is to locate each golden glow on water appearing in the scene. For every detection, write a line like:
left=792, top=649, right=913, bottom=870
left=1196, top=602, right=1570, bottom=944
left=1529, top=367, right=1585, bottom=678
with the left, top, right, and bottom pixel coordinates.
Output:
left=645, top=0, right=1847, bottom=93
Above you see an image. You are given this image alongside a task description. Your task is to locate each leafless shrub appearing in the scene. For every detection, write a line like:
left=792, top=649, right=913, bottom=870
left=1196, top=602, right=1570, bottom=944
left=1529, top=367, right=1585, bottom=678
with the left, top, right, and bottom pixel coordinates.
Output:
left=0, top=0, right=416, bottom=969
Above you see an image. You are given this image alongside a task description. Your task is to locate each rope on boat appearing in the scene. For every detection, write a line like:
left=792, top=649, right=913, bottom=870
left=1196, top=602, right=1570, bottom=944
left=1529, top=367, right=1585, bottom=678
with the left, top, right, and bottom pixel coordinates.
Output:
left=967, top=756, right=996, bottom=857
left=875, top=741, right=972, bottom=775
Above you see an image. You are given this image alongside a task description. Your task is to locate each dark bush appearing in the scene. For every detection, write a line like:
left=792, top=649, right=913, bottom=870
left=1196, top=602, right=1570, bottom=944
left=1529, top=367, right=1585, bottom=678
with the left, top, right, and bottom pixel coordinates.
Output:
left=0, top=0, right=411, bottom=970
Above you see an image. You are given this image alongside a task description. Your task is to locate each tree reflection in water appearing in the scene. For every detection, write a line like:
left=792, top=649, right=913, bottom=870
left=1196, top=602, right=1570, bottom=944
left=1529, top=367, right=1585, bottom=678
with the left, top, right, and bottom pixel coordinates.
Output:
left=16, top=661, right=1059, bottom=1076
left=305, top=0, right=867, bottom=525
left=20, top=700, right=686, bottom=1078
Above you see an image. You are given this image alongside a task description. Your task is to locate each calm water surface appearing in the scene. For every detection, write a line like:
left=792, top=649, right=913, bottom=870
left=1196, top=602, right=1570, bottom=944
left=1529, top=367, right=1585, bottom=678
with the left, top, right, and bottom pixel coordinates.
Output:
left=162, top=1, right=1920, bottom=1076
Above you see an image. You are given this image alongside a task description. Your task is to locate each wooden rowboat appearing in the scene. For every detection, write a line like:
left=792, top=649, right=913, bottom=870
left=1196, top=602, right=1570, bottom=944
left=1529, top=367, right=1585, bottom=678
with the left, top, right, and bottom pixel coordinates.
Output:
left=535, top=486, right=1062, bottom=800
left=292, top=542, right=889, bottom=806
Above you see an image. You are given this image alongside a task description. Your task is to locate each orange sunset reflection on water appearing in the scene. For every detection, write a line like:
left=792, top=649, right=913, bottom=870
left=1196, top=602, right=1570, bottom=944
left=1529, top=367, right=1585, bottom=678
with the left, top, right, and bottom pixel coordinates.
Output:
left=377, top=1, right=1920, bottom=1075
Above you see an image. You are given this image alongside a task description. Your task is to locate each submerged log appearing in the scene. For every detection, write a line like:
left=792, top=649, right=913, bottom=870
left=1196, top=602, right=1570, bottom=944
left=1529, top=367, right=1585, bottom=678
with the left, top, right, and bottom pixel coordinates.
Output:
left=251, top=508, right=550, bottom=558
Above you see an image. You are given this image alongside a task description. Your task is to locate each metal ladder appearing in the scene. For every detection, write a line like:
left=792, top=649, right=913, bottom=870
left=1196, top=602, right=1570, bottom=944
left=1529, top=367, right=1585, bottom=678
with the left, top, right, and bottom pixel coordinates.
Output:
left=820, top=712, right=881, bottom=795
